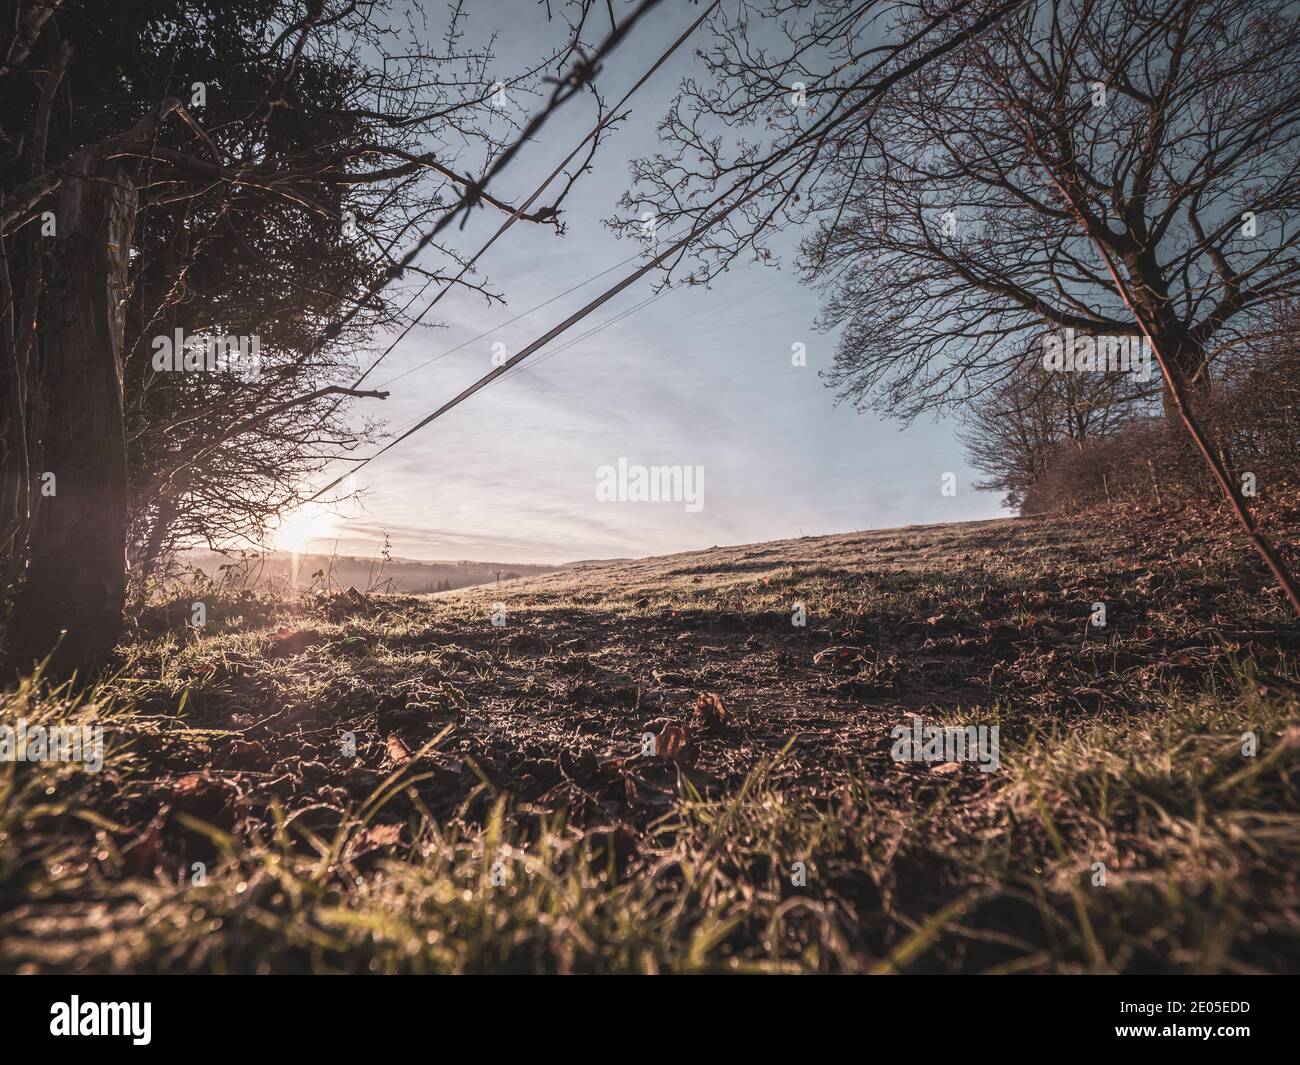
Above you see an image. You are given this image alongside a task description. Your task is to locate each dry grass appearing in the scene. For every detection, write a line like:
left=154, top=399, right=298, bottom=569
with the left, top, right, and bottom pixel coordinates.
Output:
left=2, top=503, right=1298, bottom=972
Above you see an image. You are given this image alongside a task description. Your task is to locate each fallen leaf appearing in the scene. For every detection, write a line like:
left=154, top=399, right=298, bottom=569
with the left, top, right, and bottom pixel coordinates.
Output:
left=228, top=739, right=273, bottom=770
left=121, top=818, right=164, bottom=876
left=162, top=773, right=239, bottom=828
left=692, top=691, right=728, bottom=729
left=624, top=771, right=674, bottom=807
left=656, top=723, right=697, bottom=767
left=584, top=824, right=639, bottom=869
left=386, top=733, right=412, bottom=765
left=812, top=646, right=859, bottom=669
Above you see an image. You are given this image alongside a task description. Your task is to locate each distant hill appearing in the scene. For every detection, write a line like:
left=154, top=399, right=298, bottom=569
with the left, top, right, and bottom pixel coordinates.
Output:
left=183, top=550, right=560, bottom=594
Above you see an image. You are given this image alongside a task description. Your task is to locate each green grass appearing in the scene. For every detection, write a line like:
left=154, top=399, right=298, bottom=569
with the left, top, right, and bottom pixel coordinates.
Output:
left=2, top=658, right=1296, bottom=972
left=2, top=508, right=1298, bottom=972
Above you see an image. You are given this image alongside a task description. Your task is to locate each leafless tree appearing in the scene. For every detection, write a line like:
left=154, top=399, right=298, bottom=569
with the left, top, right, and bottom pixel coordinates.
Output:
left=609, top=0, right=1024, bottom=289
left=1, top=0, right=643, bottom=676
left=615, top=0, right=1300, bottom=419
left=959, top=347, right=1145, bottom=508
left=617, top=0, right=1300, bottom=613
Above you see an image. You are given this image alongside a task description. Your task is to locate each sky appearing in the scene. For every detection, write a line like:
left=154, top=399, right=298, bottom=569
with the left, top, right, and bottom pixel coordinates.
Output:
left=276, top=1, right=1008, bottom=564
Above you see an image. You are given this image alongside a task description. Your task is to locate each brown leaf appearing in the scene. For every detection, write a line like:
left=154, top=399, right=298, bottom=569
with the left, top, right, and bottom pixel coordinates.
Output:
left=584, top=824, right=639, bottom=869
left=812, top=646, right=858, bottom=669
left=691, top=691, right=728, bottom=730
left=656, top=723, right=697, bottom=767
left=623, top=770, right=675, bottom=807
left=228, top=739, right=273, bottom=770
left=386, top=733, right=412, bottom=765
left=121, top=818, right=164, bottom=876
left=163, top=772, right=239, bottom=828
left=930, top=762, right=961, bottom=775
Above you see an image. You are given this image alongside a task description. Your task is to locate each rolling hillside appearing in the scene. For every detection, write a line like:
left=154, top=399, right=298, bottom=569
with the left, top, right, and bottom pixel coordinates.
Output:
left=4, top=502, right=1299, bottom=973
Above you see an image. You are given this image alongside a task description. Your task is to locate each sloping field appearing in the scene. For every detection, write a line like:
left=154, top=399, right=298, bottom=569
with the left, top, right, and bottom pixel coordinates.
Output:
left=3, top=502, right=1299, bottom=972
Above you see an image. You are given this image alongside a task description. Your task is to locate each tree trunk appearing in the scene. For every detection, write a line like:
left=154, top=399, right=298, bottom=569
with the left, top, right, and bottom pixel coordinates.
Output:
left=1159, top=342, right=1211, bottom=424
left=6, top=153, right=136, bottom=680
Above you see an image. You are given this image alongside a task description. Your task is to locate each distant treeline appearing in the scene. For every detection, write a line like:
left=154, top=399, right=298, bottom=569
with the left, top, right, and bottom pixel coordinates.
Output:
left=185, top=552, right=552, bottom=595
left=961, top=305, right=1300, bottom=515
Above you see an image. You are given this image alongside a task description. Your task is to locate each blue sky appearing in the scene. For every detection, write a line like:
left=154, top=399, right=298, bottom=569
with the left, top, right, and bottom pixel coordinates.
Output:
left=281, top=1, right=1007, bottom=564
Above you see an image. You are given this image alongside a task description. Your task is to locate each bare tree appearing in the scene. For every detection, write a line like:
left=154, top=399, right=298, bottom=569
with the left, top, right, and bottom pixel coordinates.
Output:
left=609, top=1, right=1025, bottom=284
left=0, top=0, right=635, bottom=676
left=959, top=347, right=1144, bottom=508
left=614, top=0, right=1300, bottom=613
left=946, top=0, right=1300, bottom=613
left=613, top=0, right=1299, bottom=415
left=780, top=0, right=1298, bottom=423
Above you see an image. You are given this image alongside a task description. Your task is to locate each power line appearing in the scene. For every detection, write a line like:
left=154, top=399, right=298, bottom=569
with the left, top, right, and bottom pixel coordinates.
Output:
left=349, top=0, right=719, bottom=390
left=372, top=285, right=670, bottom=443
left=373, top=210, right=786, bottom=436
left=319, top=0, right=670, bottom=356
left=144, top=0, right=675, bottom=508
left=304, top=201, right=742, bottom=503
left=304, top=169, right=803, bottom=503
left=494, top=289, right=669, bottom=386
left=300, top=0, right=1000, bottom=501
left=374, top=225, right=689, bottom=391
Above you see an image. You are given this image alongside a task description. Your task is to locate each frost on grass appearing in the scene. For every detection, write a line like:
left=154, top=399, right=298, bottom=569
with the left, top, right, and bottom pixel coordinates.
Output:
left=2, top=503, right=1298, bottom=973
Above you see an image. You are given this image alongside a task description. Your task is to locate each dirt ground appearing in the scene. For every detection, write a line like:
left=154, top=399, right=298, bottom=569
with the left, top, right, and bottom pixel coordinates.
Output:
left=4, top=498, right=1299, bottom=972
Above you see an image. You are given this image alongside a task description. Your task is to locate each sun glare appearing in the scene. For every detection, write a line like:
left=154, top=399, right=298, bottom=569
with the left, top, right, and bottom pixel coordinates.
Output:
left=271, top=506, right=337, bottom=554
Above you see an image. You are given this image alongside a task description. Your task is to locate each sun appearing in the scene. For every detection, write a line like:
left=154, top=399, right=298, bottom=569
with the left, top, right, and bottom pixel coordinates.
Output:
left=270, top=505, right=337, bottom=553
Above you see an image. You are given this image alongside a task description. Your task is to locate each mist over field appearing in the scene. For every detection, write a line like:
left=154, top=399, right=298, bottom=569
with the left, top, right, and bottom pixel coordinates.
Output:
left=184, top=549, right=559, bottom=594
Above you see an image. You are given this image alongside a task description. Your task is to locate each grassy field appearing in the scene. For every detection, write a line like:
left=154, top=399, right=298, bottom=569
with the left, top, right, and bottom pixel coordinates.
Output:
left=3, top=499, right=1299, bottom=973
